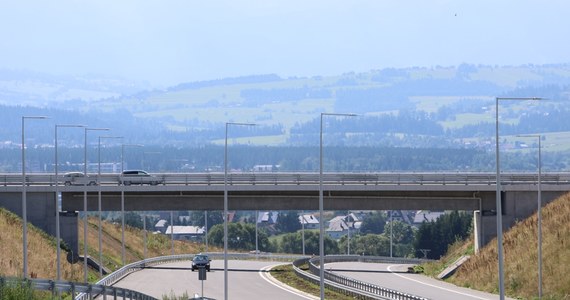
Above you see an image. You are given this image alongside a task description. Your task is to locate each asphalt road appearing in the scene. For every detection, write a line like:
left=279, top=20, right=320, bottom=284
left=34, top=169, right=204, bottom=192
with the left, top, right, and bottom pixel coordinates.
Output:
left=109, top=260, right=317, bottom=300
left=326, top=262, right=515, bottom=300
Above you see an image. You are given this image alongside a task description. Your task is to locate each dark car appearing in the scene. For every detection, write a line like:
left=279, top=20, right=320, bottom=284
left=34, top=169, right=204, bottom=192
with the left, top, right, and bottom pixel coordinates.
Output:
left=191, top=254, right=211, bottom=271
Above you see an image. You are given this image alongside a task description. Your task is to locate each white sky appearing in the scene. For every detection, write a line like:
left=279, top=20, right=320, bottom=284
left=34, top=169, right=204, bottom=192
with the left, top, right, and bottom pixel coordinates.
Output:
left=1, top=0, right=568, bottom=86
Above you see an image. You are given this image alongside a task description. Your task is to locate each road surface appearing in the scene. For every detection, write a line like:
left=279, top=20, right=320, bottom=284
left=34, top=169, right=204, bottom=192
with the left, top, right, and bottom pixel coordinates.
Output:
left=110, top=259, right=316, bottom=299
left=326, top=262, right=515, bottom=300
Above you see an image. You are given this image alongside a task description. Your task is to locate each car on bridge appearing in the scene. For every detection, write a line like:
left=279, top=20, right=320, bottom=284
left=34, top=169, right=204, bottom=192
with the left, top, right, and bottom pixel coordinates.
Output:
left=120, top=170, right=163, bottom=186
left=191, top=254, right=211, bottom=271
left=63, top=172, right=97, bottom=186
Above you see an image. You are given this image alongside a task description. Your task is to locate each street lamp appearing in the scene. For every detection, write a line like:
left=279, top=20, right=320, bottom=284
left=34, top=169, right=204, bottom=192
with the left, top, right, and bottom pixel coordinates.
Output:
left=517, top=134, right=543, bottom=299
left=22, top=115, right=49, bottom=278
left=301, top=211, right=305, bottom=256
left=120, top=143, right=143, bottom=265
left=83, top=127, right=109, bottom=282
left=319, top=112, right=356, bottom=299
left=55, top=124, right=85, bottom=281
left=255, top=210, right=258, bottom=256
left=204, top=211, right=208, bottom=252
left=390, top=210, right=393, bottom=257
left=495, top=97, right=542, bottom=300
left=97, top=135, right=123, bottom=276
left=224, top=122, right=255, bottom=300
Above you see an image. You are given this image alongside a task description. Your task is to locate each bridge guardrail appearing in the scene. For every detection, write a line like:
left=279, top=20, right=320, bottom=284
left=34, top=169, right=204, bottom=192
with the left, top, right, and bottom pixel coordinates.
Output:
left=294, top=255, right=430, bottom=300
left=0, top=276, right=156, bottom=300
left=2, top=171, right=570, bottom=187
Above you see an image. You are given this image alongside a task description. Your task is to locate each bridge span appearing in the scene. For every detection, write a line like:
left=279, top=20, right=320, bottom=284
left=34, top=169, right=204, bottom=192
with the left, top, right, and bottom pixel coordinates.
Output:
left=1, top=171, right=570, bottom=252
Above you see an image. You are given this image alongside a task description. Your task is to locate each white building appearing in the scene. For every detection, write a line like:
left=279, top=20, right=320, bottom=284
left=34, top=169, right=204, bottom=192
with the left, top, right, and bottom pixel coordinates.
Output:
left=165, top=225, right=205, bottom=241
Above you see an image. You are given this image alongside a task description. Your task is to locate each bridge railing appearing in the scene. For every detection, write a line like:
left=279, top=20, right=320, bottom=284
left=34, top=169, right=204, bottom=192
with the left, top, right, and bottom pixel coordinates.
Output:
left=0, top=276, right=157, bottom=300
left=2, top=172, right=570, bottom=187
left=294, top=255, right=430, bottom=300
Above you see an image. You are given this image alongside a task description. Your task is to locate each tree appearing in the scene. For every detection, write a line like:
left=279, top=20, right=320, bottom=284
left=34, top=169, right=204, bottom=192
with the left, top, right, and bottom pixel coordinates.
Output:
left=383, top=220, right=414, bottom=244
left=117, top=212, right=143, bottom=229
left=413, top=211, right=472, bottom=259
left=206, top=222, right=270, bottom=251
left=346, top=234, right=390, bottom=256
left=275, top=211, right=301, bottom=233
left=278, top=231, right=338, bottom=255
left=189, top=211, right=223, bottom=230
left=360, top=211, right=386, bottom=234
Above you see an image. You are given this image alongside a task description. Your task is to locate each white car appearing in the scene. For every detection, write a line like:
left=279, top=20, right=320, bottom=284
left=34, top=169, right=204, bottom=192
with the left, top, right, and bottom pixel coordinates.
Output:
left=63, top=172, right=97, bottom=186
left=120, top=170, right=163, bottom=185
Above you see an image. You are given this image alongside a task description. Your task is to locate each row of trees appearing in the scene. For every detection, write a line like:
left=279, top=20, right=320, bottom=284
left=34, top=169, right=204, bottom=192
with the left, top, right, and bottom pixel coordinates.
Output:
left=6, top=143, right=562, bottom=173
left=115, top=209, right=472, bottom=259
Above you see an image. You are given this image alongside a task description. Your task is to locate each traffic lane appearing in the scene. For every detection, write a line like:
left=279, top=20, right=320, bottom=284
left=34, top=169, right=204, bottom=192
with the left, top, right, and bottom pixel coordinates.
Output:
left=326, top=262, right=515, bottom=300
left=109, top=260, right=313, bottom=300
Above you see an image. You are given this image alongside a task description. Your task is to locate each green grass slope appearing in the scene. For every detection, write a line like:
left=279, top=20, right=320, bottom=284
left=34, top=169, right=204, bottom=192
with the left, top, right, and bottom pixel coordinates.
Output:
left=450, top=193, right=570, bottom=299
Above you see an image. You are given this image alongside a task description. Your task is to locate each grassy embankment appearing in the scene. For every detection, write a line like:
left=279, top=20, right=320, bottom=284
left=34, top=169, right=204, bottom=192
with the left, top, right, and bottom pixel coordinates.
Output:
left=0, top=209, right=216, bottom=282
left=423, top=193, right=570, bottom=299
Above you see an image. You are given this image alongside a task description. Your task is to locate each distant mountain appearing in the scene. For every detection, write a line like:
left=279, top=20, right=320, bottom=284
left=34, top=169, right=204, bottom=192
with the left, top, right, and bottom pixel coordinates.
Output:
left=0, top=68, right=150, bottom=107
left=2, top=64, right=570, bottom=150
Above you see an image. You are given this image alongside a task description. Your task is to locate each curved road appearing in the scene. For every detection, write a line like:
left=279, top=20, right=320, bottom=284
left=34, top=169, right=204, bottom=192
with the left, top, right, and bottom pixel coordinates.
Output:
left=326, top=262, right=515, bottom=300
left=109, top=259, right=316, bottom=300
left=110, top=259, right=515, bottom=300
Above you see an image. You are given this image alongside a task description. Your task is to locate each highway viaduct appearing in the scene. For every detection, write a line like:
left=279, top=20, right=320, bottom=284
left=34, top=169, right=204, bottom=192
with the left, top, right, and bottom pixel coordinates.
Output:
left=1, top=172, right=569, bottom=257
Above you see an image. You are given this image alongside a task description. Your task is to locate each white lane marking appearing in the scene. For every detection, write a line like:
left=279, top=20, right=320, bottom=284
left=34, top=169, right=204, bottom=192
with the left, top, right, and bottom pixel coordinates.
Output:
left=386, top=265, right=493, bottom=300
left=259, top=264, right=318, bottom=300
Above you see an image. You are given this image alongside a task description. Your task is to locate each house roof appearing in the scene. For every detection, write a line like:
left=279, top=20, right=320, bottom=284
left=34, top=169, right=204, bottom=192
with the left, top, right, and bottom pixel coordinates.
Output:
left=257, top=211, right=279, bottom=224
left=413, top=210, right=445, bottom=223
left=299, top=214, right=319, bottom=225
left=165, top=226, right=205, bottom=235
left=155, top=219, right=167, bottom=227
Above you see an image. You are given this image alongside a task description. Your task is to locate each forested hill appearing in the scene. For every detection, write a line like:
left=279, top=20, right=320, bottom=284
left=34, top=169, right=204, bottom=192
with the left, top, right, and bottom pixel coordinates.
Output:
left=2, top=64, right=570, bottom=169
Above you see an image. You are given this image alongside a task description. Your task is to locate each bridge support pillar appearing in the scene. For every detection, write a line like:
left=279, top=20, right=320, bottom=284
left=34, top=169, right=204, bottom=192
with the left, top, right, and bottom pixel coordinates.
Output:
left=473, top=210, right=481, bottom=253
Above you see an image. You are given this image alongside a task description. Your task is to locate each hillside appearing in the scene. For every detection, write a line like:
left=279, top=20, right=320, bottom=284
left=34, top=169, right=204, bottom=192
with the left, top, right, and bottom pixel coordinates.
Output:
left=446, top=193, right=570, bottom=299
left=0, top=209, right=214, bottom=282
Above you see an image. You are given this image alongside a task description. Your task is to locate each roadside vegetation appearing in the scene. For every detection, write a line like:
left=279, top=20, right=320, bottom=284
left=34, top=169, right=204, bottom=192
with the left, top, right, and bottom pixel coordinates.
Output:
left=421, top=192, right=570, bottom=299
left=270, top=263, right=357, bottom=300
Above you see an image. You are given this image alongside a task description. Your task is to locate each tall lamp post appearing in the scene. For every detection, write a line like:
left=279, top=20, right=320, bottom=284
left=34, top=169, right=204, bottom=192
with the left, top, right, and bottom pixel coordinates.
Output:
left=517, top=134, right=543, bottom=298
left=83, top=127, right=109, bottom=282
left=301, top=211, right=305, bottom=256
left=97, top=135, right=122, bottom=276
left=55, top=124, right=85, bottom=281
left=224, top=122, right=255, bottom=300
left=319, top=112, right=356, bottom=299
left=495, top=97, right=542, bottom=299
left=120, top=143, right=143, bottom=265
left=22, top=115, right=49, bottom=278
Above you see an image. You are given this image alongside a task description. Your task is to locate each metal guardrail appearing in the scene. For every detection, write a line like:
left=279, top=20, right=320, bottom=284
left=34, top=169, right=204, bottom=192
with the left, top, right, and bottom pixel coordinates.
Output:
left=75, top=252, right=303, bottom=300
left=0, top=276, right=156, bottom=300
left=292, top=255, right=430, bottom=300
left=2, top=254, right=425, bottom=300
left=2, top=171, right=570, bottom=187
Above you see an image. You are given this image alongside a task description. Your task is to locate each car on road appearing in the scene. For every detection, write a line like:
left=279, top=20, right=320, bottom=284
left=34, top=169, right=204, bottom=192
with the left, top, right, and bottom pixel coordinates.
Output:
left=120, top=170, right=163, bottom=185
left=191, top=254, right=211, bottom=272
left=63, top=172, right=97, bottom=186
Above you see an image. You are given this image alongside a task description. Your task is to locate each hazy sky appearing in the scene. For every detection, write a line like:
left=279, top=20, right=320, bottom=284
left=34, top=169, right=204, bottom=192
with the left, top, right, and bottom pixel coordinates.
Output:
left=1, top=0, right=569, bottom=86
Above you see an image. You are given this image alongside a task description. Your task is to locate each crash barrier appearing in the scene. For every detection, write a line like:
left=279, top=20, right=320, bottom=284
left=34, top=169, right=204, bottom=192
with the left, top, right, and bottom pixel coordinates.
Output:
left=0, top=276, right=156, bottom=300
left=75, top=252, right=302, bottom=300
left=291, top=255, right=430, bottom=300
left=4, top=171, right=570, bottom=187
